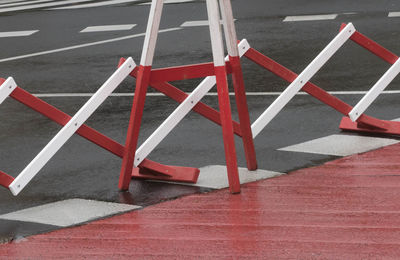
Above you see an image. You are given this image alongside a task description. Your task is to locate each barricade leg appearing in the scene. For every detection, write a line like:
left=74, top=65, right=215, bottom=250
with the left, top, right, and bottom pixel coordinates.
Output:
left=219, top=0, right=257, bottom=171
left=207, top=0, right=240, bottom=193
left=118, top=0, right=165, bottom=190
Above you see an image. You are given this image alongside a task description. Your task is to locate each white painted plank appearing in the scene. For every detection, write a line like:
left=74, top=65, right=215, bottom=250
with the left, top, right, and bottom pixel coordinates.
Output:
left=349, top=58, right=400, bottom=121
left=50, top=0, right=141, bottom=10
left=283, top=14, right=338, bottom=22
left=206, top=0, right=225, bottom=67
left=0, top=77, right=17, bottom=104
left=388, top=12, right=400, bottom=17
left=251, top=23, right=356, bottom=138
left=0, top=30, right=38, bottom=37
left=80, top=24, right=137, bottom=33
left=151, top=165, right=284, bottom=189
left=0, top=199, right=141, bottom=227
left=140, top=0, right=164, bottom=66
left=279, top=134, right=400, bottom=157
left=219, top=0, right=239, bottom=56
left=8, top=58, right=136, bottom=196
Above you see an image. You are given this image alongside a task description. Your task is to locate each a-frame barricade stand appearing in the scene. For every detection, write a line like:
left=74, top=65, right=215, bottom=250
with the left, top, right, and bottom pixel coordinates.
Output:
left=0, top=0, right=258, bottom=195
left=240, top=23, right=400, bottom=138
left=118, top=0, right=257, bottom=194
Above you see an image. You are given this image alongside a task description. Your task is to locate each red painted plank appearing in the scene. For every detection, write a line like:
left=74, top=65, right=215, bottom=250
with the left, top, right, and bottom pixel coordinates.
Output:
left=0, top=170, right=13, bottom=189
left=340, top=23, right=399, bottom=64
left=150, top=62, right=215, bottom=82
left=10, top=87, right=125, bottom=157
left=119, top=57, right=243, bottom=137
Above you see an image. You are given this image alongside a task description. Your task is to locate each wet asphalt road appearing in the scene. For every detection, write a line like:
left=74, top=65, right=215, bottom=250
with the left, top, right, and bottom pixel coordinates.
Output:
left=1, top=0, right=400, bottom=240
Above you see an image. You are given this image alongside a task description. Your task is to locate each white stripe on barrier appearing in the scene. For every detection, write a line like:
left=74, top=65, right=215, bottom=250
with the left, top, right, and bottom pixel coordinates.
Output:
left=219, top=0, right=239, bottom=57
left=140, top=0, right=164, bottom=66
left=8, top=58, right=135, bottom=196
left=348, top=58, right=400, bottom=121
left=134, top=39, right=251, bottom=166
left=251, top=23, right=356, bottom=138
left=206, top=0, right=225, bottom=67
left=0, top=77, right=17, bottom=104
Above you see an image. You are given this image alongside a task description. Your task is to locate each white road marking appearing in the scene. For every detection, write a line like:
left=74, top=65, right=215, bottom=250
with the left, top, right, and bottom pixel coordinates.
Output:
left=388, top=12, right=400, bottom=17
left=30, top=90, right=400, bottom=98
left=50, top=0, right=140, bottom=10
left=0, top=0, right=26, bottom=5
left=0, top=30, right=38, bottom=38
left=140, top=0, right=194, bottom=5
left=0, top=0, right=53, bottom=8
left=180, top=19, right=235, bottom=27
left=150, top=165, right=284, bottom=189
left=283, top=14, right=338, bottom=22
left=0, top=0, right=96, bottom=13
left=80, top=24, right=137, bottom=33
left=278, top=134, right=400, bottom=157
left=0, top=27, right=181, bottom=63
left=0, top=199, right=141, bottom=227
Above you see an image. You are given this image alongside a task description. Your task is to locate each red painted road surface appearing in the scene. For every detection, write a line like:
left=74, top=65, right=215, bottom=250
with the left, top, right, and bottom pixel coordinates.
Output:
left=2, top=143, right=400, bottom=259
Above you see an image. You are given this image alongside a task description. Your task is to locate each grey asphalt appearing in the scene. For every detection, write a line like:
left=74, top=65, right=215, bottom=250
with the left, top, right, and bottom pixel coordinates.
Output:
left=1, top=0, right=400, bottom=241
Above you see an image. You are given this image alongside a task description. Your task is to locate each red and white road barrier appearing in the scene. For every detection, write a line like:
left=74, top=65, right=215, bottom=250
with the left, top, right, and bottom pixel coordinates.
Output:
left=2, top=1, right=398, bottom=196
left=0, top=0, right=257, bottom=195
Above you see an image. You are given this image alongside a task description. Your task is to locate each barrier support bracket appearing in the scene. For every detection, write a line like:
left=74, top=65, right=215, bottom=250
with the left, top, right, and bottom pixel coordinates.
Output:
left=132, top=159, right=200, bottom=183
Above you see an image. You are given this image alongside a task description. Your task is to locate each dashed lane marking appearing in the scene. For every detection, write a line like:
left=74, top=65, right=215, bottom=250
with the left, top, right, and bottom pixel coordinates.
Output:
left=0, top=30, right=38, bottom=38
left=0, top=27, right=181, bottom=63
left=0, top=199, right=141, bottom=227
left=283, top=14, right=338, bottom=22
left=80, top=24, right=137, bottom=33
left=139, top=0, right=195, bottom=5
left=388, top=12, right=400, bottom=17
left=180, top=20, right=211, bottom=27
left=180, top=19, right=235, bottom=27
left=278, top=134, right=400, bottom=157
